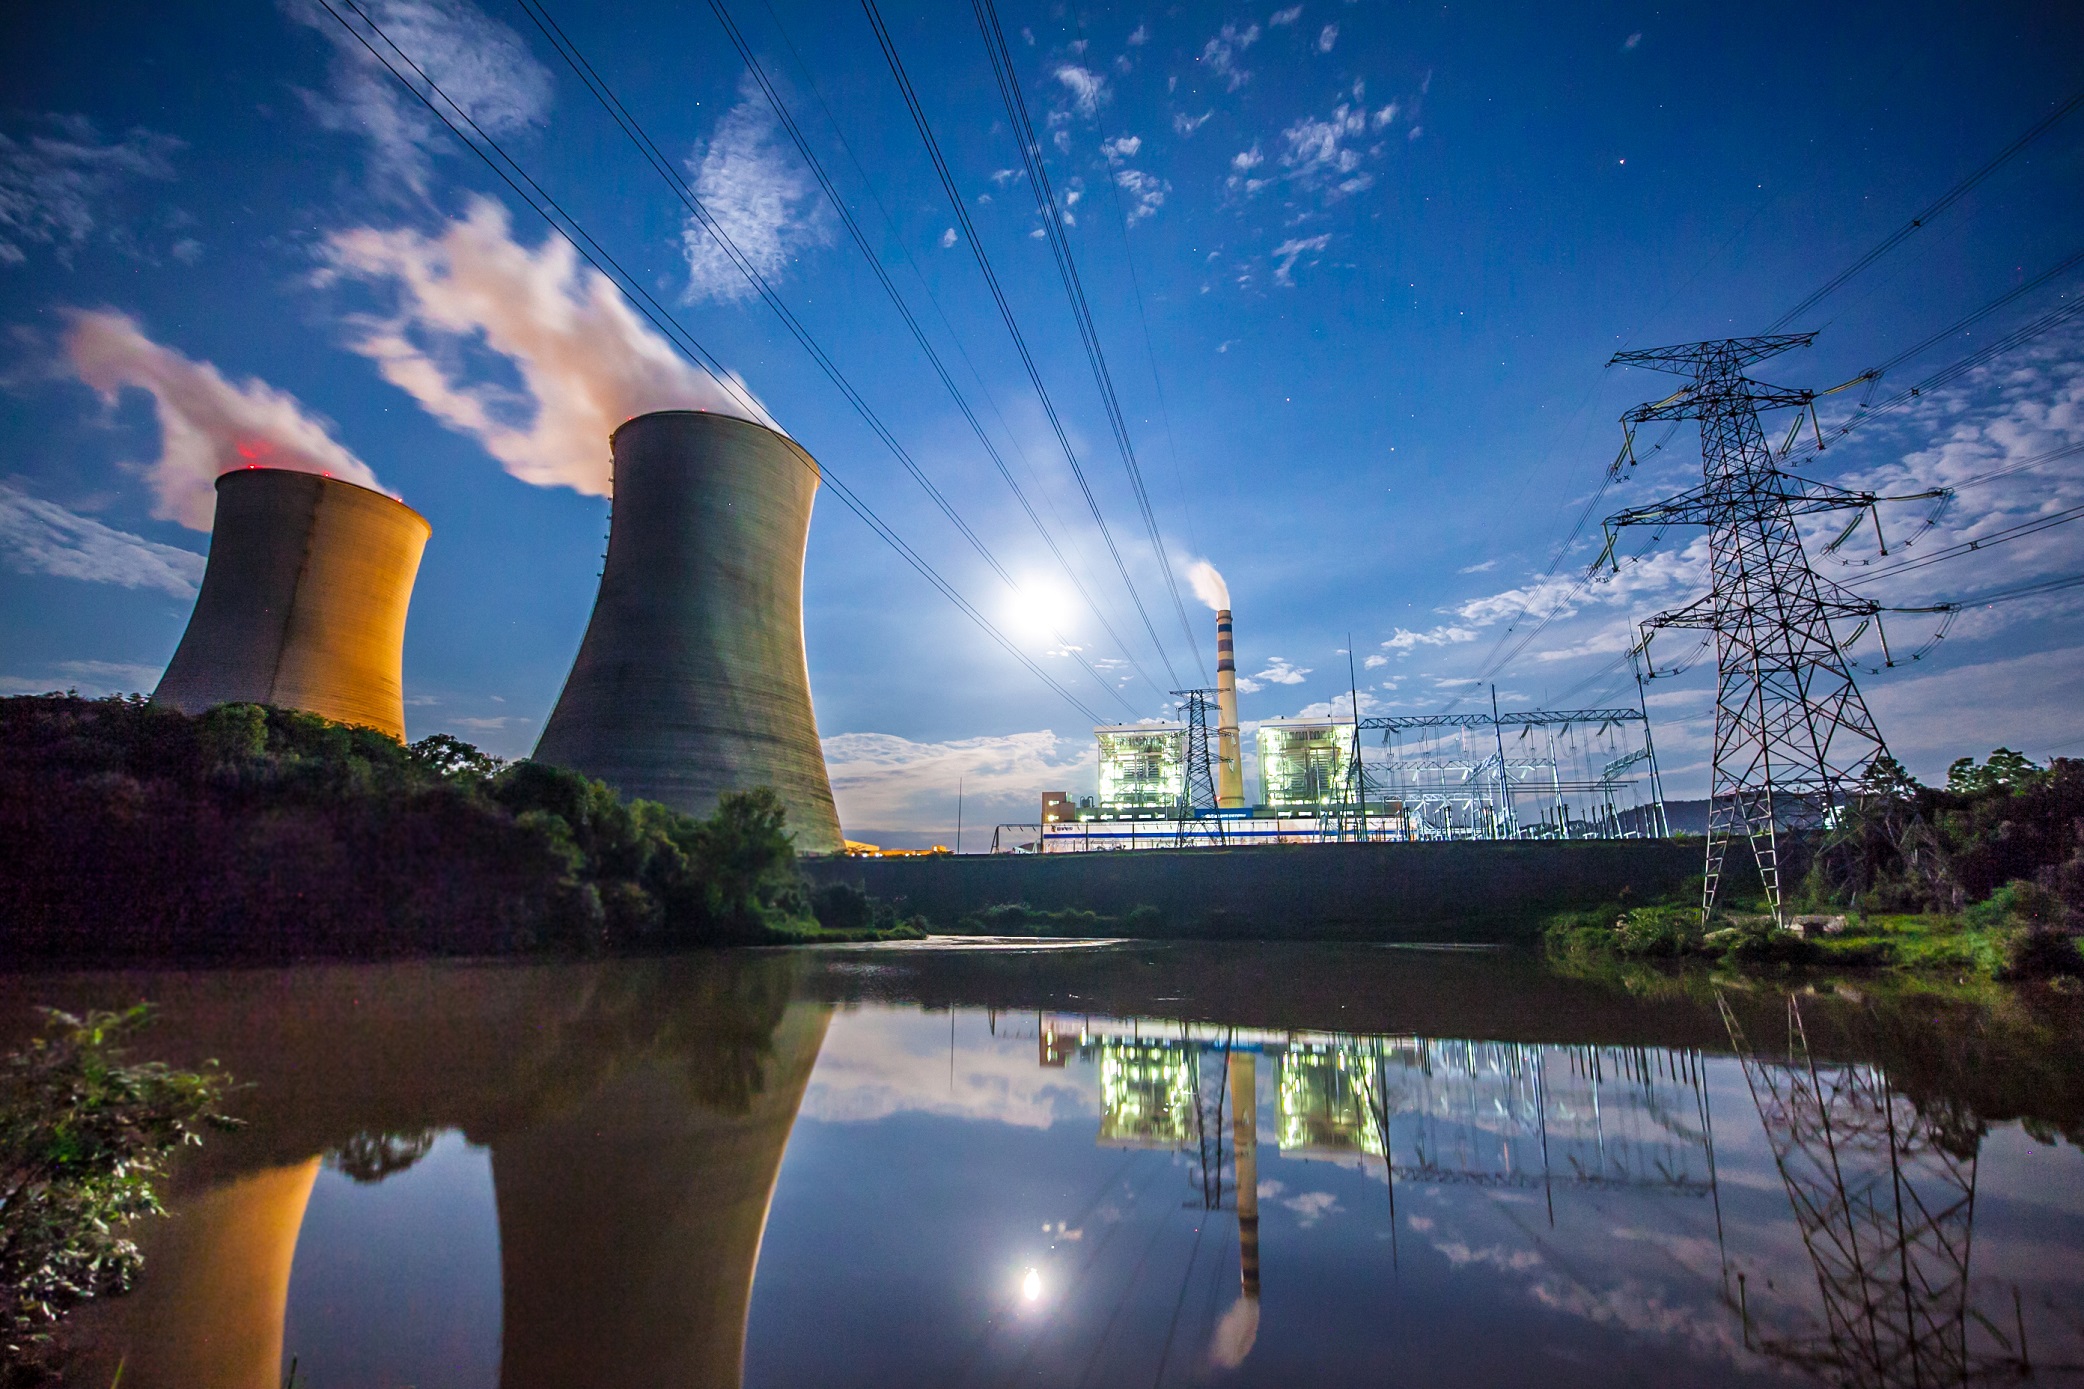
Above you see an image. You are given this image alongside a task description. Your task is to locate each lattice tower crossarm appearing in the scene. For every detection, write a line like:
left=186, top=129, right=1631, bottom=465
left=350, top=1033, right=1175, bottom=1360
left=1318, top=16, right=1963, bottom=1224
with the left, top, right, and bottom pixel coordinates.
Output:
left=1604, top=336, right=1893, bottom=923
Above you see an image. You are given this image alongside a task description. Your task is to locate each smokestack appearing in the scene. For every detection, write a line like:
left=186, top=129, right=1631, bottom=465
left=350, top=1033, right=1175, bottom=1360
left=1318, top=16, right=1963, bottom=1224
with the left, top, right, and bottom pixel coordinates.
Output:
left=1229, top=1051, right=1259, bottom=1296
left=1215, top=608, right=1245, bottom=808
left=154, top=468, right=430, bottom=740
left=534, top=411, right=843, bottom=853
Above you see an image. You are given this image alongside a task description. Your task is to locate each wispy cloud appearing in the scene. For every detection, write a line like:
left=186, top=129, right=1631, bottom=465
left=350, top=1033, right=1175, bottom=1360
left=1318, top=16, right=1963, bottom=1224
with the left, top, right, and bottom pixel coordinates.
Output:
left=322, top=197, right=778, bottom=498
left=681, top=75, right=831, bottom=303
left=1252, top=656, right=1311, bottom=685
left=1114, top=168, right=1170, bottom=223
left=281, top=0, right=552, bottom=195
left=1316, top=23, right=1339, bottom=52
left=62, top=310, right=382, bottom=530
left=1173, top=110, right=1213, bottom=137
left=0, top=115, right=181, bottom=266
left=1270, top=233, right=1330, bottom=286
left=0, top=481, right=204, bottom=594
left=1268, top=6, right=1304, bottom=26
left=1198, top=22, right=1261, bottom=91
left=1054, top=64, right=1108, bottom=118
left=1382, top=624, right=1478, bottom=652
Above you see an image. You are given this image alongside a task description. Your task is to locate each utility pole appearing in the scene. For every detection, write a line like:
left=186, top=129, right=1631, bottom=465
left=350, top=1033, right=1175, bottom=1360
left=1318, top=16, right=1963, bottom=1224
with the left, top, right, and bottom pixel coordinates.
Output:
left=1602, top=335, right=1897, bottom=924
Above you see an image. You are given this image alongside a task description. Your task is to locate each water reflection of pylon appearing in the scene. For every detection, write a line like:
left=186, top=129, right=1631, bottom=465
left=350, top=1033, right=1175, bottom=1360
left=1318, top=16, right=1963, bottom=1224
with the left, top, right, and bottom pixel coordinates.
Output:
left=1719, top=994, right=2030, bottom=1386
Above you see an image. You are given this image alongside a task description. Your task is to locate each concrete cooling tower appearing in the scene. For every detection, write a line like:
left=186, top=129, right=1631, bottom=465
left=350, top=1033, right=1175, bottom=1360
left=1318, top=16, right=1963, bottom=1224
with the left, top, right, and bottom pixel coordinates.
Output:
left=154, top=468, right=430, bottom=741
left=534, top=410, right=844, bottom=854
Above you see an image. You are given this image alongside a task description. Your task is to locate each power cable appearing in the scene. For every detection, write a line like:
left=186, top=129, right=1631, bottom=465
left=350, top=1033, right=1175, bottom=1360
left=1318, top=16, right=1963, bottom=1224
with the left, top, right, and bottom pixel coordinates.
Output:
left=1767, top=88, right=2084, bottom=331
left=971, top=0, right=1207, bottom=679
left=315, top=0, right=1106, bottom=724
left=687, top=0, right=1166, bottom=706
left=1846, top=501, right=2084, bottom=585
left=1100, top=154, right=1202, bottom=563
left=511, top=0, right=1145, bottom=716
left=862, top=0, right=1188, bottom=687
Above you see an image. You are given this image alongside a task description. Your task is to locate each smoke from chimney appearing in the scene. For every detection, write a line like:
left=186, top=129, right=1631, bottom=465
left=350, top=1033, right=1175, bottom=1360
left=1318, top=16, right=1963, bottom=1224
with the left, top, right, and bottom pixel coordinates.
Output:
left=322, top=198, right=781, bottom=498
left=1187, top=558, right=1230, bottom=611
left=63, top=310, right=383, bottom=531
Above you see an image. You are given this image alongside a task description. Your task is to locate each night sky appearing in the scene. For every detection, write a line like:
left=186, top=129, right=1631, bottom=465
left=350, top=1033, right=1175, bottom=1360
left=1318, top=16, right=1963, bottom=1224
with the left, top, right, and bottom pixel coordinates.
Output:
left=3, top=0, right=2081, bottom=844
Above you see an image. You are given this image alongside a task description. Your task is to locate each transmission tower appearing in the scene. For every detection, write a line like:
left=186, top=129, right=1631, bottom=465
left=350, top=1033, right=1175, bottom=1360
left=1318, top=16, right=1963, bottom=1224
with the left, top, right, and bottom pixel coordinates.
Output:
left=1602, top=335, right=1896, bottom=924
left=1172, top=689, right=1225, bottom=846
left=1719, top=996, right=2026, bottom=1386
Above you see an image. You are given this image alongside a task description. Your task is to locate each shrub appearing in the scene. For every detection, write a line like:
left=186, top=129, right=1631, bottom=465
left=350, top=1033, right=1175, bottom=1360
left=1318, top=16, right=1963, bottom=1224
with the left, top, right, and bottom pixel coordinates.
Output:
left=1, top=1006, right=236, bottom=1378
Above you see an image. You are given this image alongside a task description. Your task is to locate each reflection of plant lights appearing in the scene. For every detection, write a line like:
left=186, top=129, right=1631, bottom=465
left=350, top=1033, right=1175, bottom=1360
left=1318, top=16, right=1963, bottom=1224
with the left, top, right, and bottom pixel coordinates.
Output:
left=1022, top=1268, right=1042, bottom=1301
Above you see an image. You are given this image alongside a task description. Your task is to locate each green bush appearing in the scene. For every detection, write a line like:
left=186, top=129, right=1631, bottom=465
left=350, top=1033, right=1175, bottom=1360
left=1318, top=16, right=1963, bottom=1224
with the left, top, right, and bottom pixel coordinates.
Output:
left=1, top=1006, right=236, bottom=1379
left=0, top=695, right=825, bottom=961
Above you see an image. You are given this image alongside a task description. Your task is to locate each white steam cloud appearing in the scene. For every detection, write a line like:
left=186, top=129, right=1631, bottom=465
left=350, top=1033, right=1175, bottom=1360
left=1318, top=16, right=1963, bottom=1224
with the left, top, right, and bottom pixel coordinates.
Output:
left=1186, top=558, right=1230, bottom=610
left=62, top=310, right=383, bottom=531
left=322, top=198, right=779, bottom=498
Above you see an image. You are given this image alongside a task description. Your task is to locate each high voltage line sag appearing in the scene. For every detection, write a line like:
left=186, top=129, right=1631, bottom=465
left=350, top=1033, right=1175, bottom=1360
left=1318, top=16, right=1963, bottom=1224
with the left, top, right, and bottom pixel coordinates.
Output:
left=508, top=0, right=1150, bottom=715
left=1767, top=88, right=2084, bottom=331
left=312, top=0, right=1107, bottom=724
left=861, top=0, right=1189, bottom=688
left=972, top=0, right=1207, bottom=680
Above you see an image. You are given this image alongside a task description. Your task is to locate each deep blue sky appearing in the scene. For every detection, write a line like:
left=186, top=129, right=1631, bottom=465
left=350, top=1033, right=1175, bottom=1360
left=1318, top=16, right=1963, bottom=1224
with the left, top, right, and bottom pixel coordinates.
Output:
left=4, top=0, right=2081, bottom=841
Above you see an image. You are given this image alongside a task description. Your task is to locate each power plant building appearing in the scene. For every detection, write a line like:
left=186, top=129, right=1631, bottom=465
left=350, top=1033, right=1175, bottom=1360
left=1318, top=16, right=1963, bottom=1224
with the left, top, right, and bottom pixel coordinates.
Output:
left=1257, top=720, right=1357, bottom=810
left=535, top=411, right=844, bottom=854
left=154, top=467, right=430, bottom=742
left=1095, top=723, right=1186, bottom=813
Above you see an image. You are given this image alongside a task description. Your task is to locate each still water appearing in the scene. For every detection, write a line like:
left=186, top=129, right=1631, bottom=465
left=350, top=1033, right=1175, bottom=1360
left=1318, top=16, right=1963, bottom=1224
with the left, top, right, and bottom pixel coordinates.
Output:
left=6, top=940, right=2082, bottom=1387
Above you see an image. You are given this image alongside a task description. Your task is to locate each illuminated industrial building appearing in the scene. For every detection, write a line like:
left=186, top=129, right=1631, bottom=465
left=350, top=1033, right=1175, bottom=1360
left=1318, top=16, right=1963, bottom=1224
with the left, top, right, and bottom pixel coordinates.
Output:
left=1256, top=720, right=1357, bottom=810
left=1094, top=723, right=1186, bottom=814
left=1096, top=1039, right=1197, bottom=1148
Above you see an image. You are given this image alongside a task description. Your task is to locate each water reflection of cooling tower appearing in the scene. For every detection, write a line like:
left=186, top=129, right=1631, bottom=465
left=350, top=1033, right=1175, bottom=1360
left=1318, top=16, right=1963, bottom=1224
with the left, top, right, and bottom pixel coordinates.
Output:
left=534, top=411, right=843, bottom=853
left=154, top=468, right=430, bottom=741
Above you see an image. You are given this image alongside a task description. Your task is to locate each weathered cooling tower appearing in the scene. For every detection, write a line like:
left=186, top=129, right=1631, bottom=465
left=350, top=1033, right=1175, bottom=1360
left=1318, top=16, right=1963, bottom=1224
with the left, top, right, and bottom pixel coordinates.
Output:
left=534, top=411, right=844, bottom=854
left=1214, top=608, right=1246, bottom=808
left=154, top=468, right=429, bottom=741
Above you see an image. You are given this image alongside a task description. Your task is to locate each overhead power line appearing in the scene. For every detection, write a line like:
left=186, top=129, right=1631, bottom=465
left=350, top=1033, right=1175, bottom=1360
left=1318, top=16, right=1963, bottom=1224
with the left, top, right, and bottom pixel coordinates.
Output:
left=860, top=0, right=1188, bottom=688
left=1847, top=501, right=2084, bottom=585
left=1768, top=88, right=2084, bottom=332
left=690, top=0, right=1166, bottom=706
left=315, top=0, right=1106, bottom=724
left=971, top=0, right=1207, bottom=679
left=510, top=0, right=1146, bottom=718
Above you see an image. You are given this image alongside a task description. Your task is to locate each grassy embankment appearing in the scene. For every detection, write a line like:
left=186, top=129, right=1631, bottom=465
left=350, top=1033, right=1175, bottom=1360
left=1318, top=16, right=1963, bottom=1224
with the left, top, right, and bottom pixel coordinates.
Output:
left=1544, top=750, right=2084, bottom=984
left=0, top=694, right=920, bottom=964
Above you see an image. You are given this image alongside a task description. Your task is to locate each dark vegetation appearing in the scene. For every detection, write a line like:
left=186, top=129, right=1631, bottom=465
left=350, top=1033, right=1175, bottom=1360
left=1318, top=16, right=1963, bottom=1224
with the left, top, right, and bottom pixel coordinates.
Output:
left=1546, top=750, right=2084, bottom=981
left=949, top=902, right=1166, bottom=936
left=1, top=1006, right=234, bottom=1383
left=0, top=695, right=919, bottom=964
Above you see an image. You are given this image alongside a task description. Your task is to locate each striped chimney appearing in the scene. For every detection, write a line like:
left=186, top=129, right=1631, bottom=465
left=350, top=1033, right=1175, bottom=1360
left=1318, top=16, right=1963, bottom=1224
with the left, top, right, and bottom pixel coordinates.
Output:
left=1214, top=608, right=1245, bottom=808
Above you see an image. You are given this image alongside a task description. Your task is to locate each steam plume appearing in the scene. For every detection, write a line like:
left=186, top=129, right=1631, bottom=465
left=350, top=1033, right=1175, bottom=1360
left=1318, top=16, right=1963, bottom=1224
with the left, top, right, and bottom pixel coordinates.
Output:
left=1207, top=1295, right=1260, bottom=1368
left=322, top=198, right=780, bottom=498
left=1186, top=558, right=1231, bottom=611
left=63, top=310, right=382, bottom=531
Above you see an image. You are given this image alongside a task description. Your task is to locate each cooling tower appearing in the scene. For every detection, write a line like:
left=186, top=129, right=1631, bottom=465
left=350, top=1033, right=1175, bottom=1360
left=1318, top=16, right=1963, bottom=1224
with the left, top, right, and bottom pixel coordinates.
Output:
left=154, top=468, right=429, bottom=741
left=534, top=410, right=844, bottom=854
left=1214, top=608, right=1245, bottom=808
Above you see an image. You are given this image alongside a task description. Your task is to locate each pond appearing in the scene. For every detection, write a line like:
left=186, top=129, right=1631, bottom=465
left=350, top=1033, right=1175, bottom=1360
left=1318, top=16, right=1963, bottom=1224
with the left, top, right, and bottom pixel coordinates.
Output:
left=5, top=940, right=2081, bottom=1387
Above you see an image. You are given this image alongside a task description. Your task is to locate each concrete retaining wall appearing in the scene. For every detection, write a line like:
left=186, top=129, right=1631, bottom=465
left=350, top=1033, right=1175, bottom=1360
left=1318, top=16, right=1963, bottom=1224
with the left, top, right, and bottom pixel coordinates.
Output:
left=804, top=839, right=1702, bottom=941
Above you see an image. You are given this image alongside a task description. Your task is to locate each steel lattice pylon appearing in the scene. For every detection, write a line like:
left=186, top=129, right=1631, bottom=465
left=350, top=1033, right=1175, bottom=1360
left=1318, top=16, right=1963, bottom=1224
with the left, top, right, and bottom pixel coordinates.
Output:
left=1172, top=688, right=1225, bottom=846
left=1604, top=335, right=1893, bottom=922
left=1718, top=995, right=2027, bottom=1387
